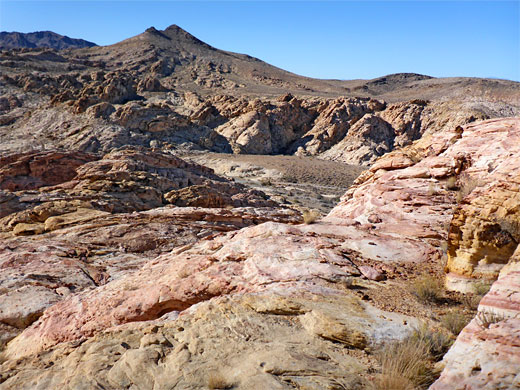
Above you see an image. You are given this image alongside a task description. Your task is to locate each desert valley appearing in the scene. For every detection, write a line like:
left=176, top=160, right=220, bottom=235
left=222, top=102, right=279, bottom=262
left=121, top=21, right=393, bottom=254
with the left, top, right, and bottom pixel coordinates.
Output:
left=0, top=22, right=519, bottom=390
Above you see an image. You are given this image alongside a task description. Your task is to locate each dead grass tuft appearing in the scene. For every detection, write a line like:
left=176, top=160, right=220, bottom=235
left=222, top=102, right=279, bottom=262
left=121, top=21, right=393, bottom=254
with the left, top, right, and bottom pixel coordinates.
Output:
left=370, top=324, right=450, bottom=390
left=302, top=209, right=320, bottom=224
left=461, top=282, right=491, bottom=310
left=444, top=176, right=458, bottom=191
left=440, top=310, right=471, bottom=336
left=208, top=372, right=234, bottom=389
left=476, top=310, right=505, bottom=330
left=456, top=174, right=485, bottom=202
left=410, top=275, right=444, bottom=305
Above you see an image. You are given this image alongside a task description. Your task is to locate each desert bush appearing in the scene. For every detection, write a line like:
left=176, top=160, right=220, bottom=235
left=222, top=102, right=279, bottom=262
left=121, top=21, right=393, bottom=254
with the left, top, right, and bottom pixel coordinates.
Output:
left=444, top=176, right=458, bottom=191
left=302, top=209, right=320, bottom=224
left=208, top=372, right=234, bottom=389
left=476, top=310, right=505, bottom=329
left=461, top=282, right=491, bottom=310
left=258, top=177, right=272, bottom=186
left=456, top=174, right=485, bottom=202
left=369, top=324, right=451, bottom=390
left=427, top=182, right=439, bottom=196
left=410, top=275, right=444, bottom=305
left=408, top=323, right=453, bottom=361
left=283, top=175, right=297, bottom=183
left=440, top=310, right=471, bottom=335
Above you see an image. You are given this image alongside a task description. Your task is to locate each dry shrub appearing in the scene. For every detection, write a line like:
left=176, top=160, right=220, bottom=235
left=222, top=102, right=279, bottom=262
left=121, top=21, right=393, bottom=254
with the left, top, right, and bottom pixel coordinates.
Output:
left=370, top=324, right=451, bottom=390
left=441, top=310, right=471, bottom=335
left=208, top=372, right=234, bottom=389
left=456, top=174, right=485, bottom=202
left=427, top=182, right=439, bottom=196
left=444, top=176, right=458, bottom=191
left=302, top=209, right=319, bottom=224
left=461, top=282, right=491, bottom=310
left=410, top=275, right=444, bottom=305
left=409, top=323, right=452, bottom=361
left=371, top=338, right=430, bottom=390
left=476, top=310, right=505, bottom=330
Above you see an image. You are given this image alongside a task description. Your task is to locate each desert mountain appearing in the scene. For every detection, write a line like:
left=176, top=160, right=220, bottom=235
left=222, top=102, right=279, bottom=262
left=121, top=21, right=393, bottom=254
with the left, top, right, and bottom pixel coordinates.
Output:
left=1, top=25, right=519, bottom=163
left=1, top=23, right=520, bottom=390
left=0, top=31, right=97, bottom=50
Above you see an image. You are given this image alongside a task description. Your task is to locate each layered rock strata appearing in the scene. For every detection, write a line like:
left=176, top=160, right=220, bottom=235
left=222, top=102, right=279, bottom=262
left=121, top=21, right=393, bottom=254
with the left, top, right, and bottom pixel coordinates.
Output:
left=431, top=257, right=520, bottom=390
left=1, top=118, right=520, bottom=389
left=0, top=148, right=298, bottom=346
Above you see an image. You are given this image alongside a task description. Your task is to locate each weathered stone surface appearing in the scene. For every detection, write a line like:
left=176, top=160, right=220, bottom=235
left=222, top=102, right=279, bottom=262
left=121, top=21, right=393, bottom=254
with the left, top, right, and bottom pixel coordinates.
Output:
left=326, top=118, right=520, bottom=271
left=0, top=292, right=416, bottom=390
left=438, top=120, right=520, bottom=292
left=0, top=148, right=297, bottom=346
left=431, top=258, right=520, bottom=390
left=0, top=150, right=98, bottom=191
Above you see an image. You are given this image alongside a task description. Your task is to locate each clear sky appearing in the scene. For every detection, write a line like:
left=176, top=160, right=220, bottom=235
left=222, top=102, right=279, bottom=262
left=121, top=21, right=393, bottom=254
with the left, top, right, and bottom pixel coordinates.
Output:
left=0, top=1, right=519, bottom=81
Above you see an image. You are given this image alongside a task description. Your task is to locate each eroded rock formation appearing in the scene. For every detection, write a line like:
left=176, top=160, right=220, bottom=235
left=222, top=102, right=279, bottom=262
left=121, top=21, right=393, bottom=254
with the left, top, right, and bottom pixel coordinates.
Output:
left=0, top=148, right=298, bottom=347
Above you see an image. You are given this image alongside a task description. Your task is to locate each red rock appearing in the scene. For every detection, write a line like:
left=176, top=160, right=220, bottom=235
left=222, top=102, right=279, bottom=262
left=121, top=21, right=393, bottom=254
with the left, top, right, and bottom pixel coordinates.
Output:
left=359, top=265, right=385, bottom=281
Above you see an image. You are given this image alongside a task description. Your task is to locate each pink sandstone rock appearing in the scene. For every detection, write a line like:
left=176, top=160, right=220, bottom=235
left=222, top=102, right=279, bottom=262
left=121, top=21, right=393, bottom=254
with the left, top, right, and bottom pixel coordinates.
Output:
left=0, top=148, right=299, bottom=346
left=5, top=118, right=520, bottom=378
left=431, top=257, right=520, bottom=390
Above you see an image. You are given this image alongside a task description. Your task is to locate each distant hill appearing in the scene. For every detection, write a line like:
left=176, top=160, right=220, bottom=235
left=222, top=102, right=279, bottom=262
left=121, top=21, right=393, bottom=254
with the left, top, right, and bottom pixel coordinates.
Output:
left=0, top=31, right=97, bottom=50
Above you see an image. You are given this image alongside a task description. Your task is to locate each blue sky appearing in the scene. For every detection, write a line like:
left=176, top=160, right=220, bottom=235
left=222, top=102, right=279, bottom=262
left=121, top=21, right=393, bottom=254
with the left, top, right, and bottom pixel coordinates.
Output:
left=0, top=1, right=518, bottom=81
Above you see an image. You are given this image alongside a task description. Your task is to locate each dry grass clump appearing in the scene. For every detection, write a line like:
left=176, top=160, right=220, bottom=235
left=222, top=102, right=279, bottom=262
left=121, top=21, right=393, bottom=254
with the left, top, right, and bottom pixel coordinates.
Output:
left=409, top=323, right=452, bottom=360
left=208, top=372, right=234, bottom=389
left=461, top=282, right=491, bottom=310
left=370, top=337, right=431, bottom=390
left=440, top=310, right=471, bottom=336
left=302, top=209, right=320, bottom=224
left=370, top=325, right=450, bottom=390
left=410, top=275, right=445, bottom=305
left=444, top=176, right=458, bottom=191
left=476, top=310, right=505, bottom=330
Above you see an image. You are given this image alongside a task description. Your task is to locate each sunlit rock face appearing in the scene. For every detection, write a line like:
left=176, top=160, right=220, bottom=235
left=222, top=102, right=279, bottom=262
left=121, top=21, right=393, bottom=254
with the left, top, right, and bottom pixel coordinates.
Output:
left=2, top=117, right=520, bottom=388
left=431, top=257, right=520, bottom=390
left=0, top=147, right=299, bottom=347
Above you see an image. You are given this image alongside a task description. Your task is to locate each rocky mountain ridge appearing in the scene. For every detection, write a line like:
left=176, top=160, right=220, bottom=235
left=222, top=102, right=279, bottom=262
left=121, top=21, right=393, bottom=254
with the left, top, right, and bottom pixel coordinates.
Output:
left=1, top=25, right=519, bottom=165
left=0, top=31, right=97, bottom=50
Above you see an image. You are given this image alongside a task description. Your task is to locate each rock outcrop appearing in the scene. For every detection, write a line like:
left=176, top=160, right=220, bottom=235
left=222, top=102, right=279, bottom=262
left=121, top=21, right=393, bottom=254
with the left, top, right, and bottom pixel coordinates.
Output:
left=431, top=257, right=520, bottom=390
left=2, top=117, right=520, bottom=389
left=2, top=23, right=520, bottom=390
left=0, top=148, right=298, bottom=346
left=1, top=24, right=518, bottom=164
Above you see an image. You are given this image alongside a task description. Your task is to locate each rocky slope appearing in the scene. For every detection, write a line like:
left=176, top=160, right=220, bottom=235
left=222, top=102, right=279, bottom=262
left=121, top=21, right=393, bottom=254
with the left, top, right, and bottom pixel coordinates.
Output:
left=0, top=148, right=300, bottom=346
left=1, top=118, right=519, bottom=389
left=0, top=31, right=97, bottom=50
left=1, top=25, right=519, bottom=165
left=1, top=24, right=520, bottom=390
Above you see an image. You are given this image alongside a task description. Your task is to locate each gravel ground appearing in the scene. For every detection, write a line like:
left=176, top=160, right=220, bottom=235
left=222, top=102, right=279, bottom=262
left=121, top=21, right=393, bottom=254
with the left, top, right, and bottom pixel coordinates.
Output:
left=185, top=152, right=366, bottom=214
